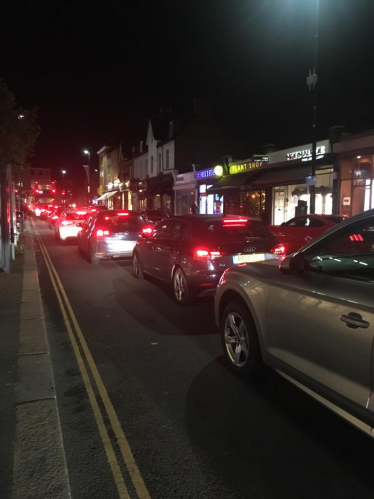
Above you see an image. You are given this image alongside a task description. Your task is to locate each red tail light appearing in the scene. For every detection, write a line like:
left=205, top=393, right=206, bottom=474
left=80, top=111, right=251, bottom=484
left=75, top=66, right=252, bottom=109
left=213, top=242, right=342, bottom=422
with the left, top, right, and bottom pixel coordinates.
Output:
left=142, top=226, right=154, bottom=235
left=76, top=210, right=87, bottom=215
left=91, top=208, right=97, bottom=212
left=96, top=227, right=111, bottom=237
left=349, top=233, right=363, bottom=241
left=271, top=244, right=286, bottom=255
left=194, top=248, right=222, bottom=259
left=117, top=212, right=129, bottom=216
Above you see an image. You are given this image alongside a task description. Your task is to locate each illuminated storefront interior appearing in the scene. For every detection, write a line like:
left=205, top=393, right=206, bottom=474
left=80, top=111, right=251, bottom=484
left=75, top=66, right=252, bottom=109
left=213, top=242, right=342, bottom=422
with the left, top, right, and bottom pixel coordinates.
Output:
left=339, top=155, right=374, bottom=216
left=272, top=168, right=334, bottom=224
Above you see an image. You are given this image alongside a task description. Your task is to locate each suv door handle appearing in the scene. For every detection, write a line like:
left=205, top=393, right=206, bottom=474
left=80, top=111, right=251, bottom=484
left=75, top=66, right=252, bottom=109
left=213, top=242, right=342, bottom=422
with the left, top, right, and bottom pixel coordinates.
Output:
left=340, top=313, right=370, bottom=329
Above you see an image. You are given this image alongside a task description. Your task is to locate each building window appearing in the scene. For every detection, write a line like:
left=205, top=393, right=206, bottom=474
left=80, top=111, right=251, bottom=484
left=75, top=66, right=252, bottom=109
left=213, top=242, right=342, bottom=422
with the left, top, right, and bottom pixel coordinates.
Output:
left=140, top=161, right=143, bottom=179
left=46, top=169, right=50, bottom=176
left=145, top=159, right=148, bottom=175
left=30, top=169, right=35, bottom=175
left=38, top=169, right=43, bottom=176
left=151, top=156, right=154, bottom=173
left=158, top=152, right=162, bottom=172
left=166, top=150, right=169, bottom=169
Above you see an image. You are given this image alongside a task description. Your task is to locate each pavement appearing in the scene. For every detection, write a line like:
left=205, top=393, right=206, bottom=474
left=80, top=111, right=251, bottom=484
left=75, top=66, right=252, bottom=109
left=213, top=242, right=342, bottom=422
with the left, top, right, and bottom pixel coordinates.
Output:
left=1, top=218, right=374, bottom=499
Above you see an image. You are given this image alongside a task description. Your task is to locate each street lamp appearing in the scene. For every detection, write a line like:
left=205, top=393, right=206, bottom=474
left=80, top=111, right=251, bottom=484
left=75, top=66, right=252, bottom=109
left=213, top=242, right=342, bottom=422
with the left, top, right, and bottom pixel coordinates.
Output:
left=83, top=150, right=91, bottom=203
left=306, top=0, right=319, bottom=214
left=61, top=170, right=67, bottom=178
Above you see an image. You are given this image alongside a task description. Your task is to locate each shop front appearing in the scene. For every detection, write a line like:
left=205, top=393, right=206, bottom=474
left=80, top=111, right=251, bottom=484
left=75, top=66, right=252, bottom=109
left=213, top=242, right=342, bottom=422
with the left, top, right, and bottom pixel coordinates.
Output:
left=207, top=159, right=267, bottom=218
left=252, top=140, right=334, bottom=224
left=146, top=173, right=174, bottom=215
left=131, top=180, right=147, bottom=212
left=196, top=166, right=225, bottom=214
left=333, top=131, right=374, bottom=217
left=174, top=171, right=196, bottom=215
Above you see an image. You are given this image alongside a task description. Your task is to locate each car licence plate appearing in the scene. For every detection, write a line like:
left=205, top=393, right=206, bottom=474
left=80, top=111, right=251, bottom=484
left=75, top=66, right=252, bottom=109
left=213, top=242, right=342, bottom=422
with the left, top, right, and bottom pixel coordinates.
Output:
left=233, top=254, right=265, bottom=264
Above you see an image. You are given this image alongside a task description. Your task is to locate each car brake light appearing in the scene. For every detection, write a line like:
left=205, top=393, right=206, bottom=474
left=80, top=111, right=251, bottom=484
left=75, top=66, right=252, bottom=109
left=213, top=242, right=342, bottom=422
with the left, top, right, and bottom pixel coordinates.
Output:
left=52, top=215, right=58, bottom=220
left=142, top=226, right=154, bottom=235
left=117, top=212, right=129, bottom=216
left=271, top=244, right=286, bottom=255
left=76, top=210, right=87, bottom=215
left=223, top=218, right=247, bottom=227
left=61, top=220, right=73, bottom=226
left=194, top=248, right=222, bottom=259
left=349, top=233, right=363, bottom=241
left=91, top=208, right=97, bottom=212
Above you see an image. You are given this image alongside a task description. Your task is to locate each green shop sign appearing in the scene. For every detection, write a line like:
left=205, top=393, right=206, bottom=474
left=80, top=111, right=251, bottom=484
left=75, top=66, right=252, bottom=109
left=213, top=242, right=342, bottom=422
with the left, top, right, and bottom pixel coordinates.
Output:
left=229, top=161, right=263, bottom=175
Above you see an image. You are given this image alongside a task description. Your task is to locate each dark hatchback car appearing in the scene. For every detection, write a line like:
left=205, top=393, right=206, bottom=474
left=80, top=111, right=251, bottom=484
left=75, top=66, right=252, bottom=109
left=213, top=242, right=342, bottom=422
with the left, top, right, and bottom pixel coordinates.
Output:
left=133, top=215, right=284, bottom=304
left=140, top=209, right=167, bottom=224
left=77, top=210, right=148, bottom=264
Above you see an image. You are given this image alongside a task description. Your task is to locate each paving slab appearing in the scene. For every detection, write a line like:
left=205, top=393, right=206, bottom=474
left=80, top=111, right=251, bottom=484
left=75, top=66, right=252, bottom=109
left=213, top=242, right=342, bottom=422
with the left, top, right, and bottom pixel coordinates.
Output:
left=18, top=318, right=48, bottom=356
left=20, top=301, right=43, bottom=320
left=12, top=399, right=70, bottom=499
left=16, top=353, right=55, bottom=404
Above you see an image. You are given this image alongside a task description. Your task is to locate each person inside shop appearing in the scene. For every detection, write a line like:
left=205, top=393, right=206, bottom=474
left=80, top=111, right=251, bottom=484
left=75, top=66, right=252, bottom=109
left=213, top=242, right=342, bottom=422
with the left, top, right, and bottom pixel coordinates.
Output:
left=190, top=202, right=199, bottom=215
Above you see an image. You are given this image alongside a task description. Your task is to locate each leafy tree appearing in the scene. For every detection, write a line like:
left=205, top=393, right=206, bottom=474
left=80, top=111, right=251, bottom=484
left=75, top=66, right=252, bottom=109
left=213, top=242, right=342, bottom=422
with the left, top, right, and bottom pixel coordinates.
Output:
left=0, top=80, right=40, bottom=173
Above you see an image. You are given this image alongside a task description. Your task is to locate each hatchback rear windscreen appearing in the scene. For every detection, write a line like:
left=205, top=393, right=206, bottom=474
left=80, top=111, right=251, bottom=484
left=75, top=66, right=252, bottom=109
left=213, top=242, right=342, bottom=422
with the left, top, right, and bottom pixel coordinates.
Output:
left=98, top=213, right=145, bottom=232
left=202, top=220, right=275, bottom=240
left=66, top=212, right=89, bottom=221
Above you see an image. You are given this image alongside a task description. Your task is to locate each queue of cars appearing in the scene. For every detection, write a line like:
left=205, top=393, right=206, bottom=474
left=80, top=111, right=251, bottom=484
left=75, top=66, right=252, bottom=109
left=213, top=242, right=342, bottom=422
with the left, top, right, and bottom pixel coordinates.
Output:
left=39, top=204, right=374, bottom=437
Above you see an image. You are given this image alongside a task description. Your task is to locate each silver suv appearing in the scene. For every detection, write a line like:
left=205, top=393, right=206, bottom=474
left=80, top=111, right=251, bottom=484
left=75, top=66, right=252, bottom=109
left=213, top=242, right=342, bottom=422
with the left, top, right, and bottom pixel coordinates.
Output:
left=215, top=209, right=374, bottom=437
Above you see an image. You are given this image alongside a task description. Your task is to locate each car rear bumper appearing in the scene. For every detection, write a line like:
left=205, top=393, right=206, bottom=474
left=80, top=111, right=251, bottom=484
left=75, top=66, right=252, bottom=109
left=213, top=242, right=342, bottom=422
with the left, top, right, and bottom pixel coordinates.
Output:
left=96, top=239, right=137, bottom=259
left=59, top=227, right=81, bottom=240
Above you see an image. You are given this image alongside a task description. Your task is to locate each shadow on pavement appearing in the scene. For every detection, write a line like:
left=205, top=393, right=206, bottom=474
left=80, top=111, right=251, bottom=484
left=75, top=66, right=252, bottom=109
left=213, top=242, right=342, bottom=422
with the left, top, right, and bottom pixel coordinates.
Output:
left=185, top=358, right=374, bottom=499
left=112, top=272, right=217, bottom=337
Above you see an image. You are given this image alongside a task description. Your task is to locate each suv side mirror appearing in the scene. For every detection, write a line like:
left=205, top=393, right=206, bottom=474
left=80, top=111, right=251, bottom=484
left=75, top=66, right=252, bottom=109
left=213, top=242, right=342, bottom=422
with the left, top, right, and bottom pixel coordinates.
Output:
left=280, top=252, right=305, bottom=275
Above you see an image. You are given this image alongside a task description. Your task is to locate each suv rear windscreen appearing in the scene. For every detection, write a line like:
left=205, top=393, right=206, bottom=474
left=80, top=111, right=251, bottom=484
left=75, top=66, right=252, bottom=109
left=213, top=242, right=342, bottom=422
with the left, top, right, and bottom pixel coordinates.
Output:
left=98, top=212, right=145, bottom=232
left=202, top=219, right=275, bottom=241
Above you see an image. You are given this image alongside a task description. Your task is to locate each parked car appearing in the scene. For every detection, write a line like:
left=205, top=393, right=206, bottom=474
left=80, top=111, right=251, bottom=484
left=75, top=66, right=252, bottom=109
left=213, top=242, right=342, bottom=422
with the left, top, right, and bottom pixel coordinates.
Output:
left=140, top=209, right=167, bottom=224
left=77, top=210, right=148, bottom=264
left=133, top=215, right=285, bottom=305
left=215, top=209, right=374, bottom=437
left=268, top=214, right=347, bottom=254
left=55, top=208, right=90, bottom=243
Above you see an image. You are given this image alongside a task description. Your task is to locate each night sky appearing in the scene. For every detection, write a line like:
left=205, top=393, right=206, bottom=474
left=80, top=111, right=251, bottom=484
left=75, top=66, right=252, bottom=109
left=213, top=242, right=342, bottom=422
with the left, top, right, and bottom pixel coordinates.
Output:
left=1, top=0, right=374, bottom=183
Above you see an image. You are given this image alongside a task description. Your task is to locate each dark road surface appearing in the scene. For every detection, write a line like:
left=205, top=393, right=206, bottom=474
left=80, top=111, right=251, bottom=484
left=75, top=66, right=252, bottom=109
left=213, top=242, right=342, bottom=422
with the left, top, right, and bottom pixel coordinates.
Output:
left=34, top=220, right=374, bottom=499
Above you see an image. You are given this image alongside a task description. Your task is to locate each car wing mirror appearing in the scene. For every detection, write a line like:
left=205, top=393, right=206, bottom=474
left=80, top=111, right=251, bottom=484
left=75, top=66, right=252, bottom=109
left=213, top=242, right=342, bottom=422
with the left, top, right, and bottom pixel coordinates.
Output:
left=279, top=252, right=305, bottom=275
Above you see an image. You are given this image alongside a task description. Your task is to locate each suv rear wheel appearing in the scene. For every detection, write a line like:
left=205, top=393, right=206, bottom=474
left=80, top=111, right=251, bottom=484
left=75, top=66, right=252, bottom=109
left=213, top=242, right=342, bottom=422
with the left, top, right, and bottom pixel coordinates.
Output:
left=221, top=300, right=262, bottom=378
left=173, top=267, right=191, bottom=305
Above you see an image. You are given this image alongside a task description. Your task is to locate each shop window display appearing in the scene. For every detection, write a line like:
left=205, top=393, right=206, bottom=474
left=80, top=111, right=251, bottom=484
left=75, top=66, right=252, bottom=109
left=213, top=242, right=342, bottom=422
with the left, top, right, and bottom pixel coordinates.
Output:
left=339, top=155, right=374, bottom=216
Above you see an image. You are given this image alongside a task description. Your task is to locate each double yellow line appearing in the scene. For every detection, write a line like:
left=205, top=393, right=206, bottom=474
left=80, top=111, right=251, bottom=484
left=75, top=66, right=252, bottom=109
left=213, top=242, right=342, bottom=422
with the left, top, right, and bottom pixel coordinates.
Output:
left=32, top=220, right=151, bottom=499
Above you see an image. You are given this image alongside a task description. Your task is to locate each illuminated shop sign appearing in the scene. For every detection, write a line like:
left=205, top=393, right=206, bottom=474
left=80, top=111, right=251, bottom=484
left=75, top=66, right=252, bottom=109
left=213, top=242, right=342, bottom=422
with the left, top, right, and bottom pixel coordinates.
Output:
left=229, top=161, right=263, bottom=175
left=253, top=155, right=269, bottom=162
left=196, top=165, right=223, bottom=179
left=287, top=146, right=325, bottom=162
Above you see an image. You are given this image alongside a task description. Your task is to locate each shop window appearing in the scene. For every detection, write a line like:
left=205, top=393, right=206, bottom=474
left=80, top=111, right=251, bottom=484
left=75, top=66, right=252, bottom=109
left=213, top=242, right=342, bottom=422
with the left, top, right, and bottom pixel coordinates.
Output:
left=339, top=155, right=374, bottom=216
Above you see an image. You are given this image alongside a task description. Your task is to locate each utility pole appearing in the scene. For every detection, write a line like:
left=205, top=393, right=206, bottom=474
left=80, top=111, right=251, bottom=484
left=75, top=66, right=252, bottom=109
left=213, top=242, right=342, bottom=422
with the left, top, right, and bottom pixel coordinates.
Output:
left=307, top=0, right=319, bottom=214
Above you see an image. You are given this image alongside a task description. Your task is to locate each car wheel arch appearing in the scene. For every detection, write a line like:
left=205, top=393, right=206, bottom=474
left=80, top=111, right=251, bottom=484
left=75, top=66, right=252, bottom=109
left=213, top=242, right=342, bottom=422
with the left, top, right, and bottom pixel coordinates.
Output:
left=218, top=287, right=265, bottom=355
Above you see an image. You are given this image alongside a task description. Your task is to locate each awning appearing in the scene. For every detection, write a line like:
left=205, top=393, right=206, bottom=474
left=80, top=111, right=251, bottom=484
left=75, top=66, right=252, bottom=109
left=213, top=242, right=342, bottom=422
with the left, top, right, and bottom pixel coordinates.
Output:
left=96, top=190, right=118, bottom=201
left=207, top=171, right=259, bottom=194
left=251, top=165, right=312, bottom=186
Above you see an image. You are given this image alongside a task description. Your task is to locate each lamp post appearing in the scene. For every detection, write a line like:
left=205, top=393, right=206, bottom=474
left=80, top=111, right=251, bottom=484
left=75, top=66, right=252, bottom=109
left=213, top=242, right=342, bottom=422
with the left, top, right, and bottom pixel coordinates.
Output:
left=307, top=0, right=319, bottom=214
left=83, top=150, right=91, bottom=204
